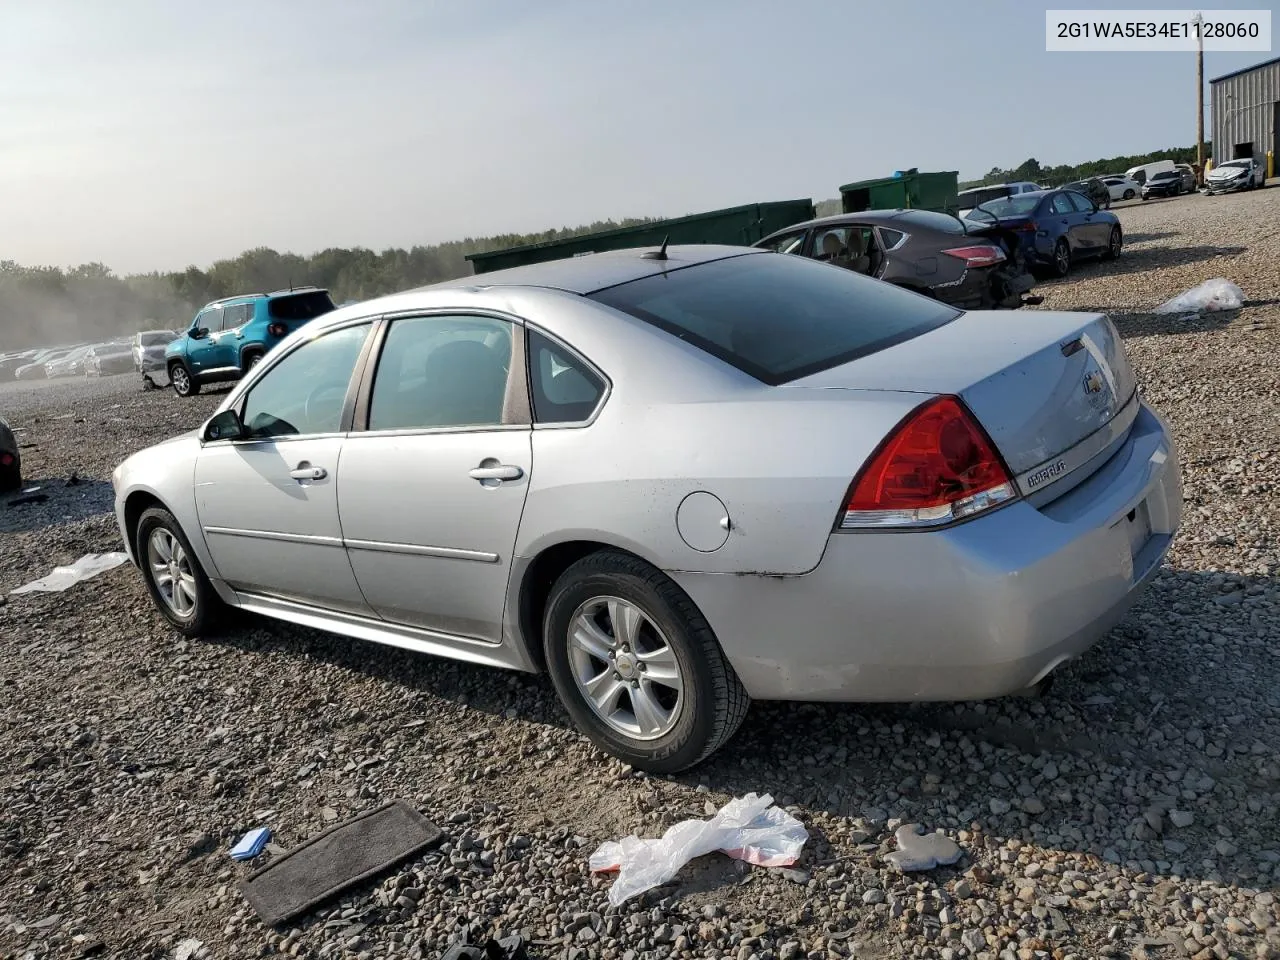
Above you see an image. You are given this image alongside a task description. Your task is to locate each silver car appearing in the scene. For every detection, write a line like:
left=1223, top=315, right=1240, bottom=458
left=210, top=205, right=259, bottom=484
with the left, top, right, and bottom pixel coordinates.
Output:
left=112, top=245, right=1183, bottom=771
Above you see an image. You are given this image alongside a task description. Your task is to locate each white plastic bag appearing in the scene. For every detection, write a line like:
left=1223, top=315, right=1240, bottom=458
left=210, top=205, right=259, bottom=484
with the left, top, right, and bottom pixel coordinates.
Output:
left=1153, top=278, right=1244, bottom=314
left=10, top=552, right=129, bottom=595
left=589, top=792, right=808, bottom=906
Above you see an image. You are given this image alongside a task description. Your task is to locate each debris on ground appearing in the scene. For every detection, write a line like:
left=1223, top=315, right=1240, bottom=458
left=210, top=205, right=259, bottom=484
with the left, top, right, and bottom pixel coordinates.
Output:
left=6, top=488, right=48, bottom=507
left=441, top=935, right=528, bottom=960
left=1153, top=277, right=1245, bottom=314
left=589, top=792, right=808, bottom=906
left=230, top=827, right=272, bottom=861
left=882, top=823, right=964, bottom=872
left=239, top=800, right=442, bottom=926
left=9, top=552, right=129, bottom=594
left=172, top=940, right=207, bottom=960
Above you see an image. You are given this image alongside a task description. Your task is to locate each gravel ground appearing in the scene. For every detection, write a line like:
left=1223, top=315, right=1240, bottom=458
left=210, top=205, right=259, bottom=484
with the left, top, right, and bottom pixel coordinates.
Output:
left=2, top=188, right=1278, bottom=960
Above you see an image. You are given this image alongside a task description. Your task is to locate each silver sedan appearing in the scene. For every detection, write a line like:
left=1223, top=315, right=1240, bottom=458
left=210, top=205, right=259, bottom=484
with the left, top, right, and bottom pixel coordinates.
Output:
left=112, top=245, right=1183, bottom=771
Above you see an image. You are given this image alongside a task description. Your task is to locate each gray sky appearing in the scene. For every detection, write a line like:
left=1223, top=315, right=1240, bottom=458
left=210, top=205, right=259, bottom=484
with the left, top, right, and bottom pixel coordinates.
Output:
left=0, top=0, right=1269, bottom=275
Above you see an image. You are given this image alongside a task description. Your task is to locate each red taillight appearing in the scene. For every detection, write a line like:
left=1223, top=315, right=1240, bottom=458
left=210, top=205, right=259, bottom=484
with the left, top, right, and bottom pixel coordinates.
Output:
left=268, top=322, right=287, bottom=337
left=840, top=396, right=1016, bottom=530
left=0, top=452, right=12, bottom=467
left=941, top=245, right=1007, bottom=268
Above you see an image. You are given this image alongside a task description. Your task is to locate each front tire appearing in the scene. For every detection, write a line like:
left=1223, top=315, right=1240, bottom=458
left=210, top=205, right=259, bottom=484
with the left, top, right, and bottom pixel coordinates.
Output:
left=542, top=550, right=750, bottom=773
left=169, top=361, right=200, bottom=397
left=135, top=506, right=222, bottom=637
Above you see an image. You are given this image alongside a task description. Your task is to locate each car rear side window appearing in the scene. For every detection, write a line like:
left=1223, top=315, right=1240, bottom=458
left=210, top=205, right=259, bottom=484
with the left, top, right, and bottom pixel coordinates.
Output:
left=269, top=291, right=336, bottom=321
left=528, top=330, right=606, bottom=424
left=589, top=253, right=959, bottom=386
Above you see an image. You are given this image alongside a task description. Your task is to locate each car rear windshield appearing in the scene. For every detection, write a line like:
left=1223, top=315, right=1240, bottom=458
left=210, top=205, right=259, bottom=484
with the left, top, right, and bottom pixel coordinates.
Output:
left=891, top=210, right=965, bottom=234
left=268, top=290, right=336, bottom=321
left=588, top=253, right=959, bottom=385
left=974, top=195, right=1041, bottom=218
left=141, top=332, right=171, bottom=346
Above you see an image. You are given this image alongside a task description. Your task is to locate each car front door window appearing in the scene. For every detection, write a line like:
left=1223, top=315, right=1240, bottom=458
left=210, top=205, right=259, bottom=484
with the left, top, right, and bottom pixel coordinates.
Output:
left=240, top=323, right=371, bottom=438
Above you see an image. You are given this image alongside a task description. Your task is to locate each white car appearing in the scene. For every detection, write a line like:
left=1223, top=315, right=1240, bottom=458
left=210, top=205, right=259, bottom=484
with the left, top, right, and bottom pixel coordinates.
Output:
left=1206, top=158, right=1266, bottom=194
left=1101, top=176, right=1141, bottom=202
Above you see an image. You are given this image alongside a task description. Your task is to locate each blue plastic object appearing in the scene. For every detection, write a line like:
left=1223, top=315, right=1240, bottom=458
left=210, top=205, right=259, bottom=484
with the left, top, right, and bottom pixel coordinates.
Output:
left=230, top=827, right=271, bottom=861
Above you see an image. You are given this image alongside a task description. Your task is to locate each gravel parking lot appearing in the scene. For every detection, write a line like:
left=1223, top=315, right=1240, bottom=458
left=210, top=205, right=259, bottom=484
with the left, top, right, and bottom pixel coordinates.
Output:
left=2, top=187, right=1278, bottom=960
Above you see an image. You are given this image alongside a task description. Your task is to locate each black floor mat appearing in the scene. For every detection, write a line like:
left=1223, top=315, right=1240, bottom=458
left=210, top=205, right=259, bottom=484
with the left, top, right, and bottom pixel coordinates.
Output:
left=239, top=799, right=443, bottom=926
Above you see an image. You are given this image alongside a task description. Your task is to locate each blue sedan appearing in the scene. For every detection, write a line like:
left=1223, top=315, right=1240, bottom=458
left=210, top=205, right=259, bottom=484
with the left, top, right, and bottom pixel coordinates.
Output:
left=966, top=189, right=1122, bottom=278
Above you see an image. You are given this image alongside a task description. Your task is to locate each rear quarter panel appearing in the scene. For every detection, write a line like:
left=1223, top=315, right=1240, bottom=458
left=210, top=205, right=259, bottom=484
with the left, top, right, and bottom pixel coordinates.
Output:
left=493, top=288, right=930, bottom=576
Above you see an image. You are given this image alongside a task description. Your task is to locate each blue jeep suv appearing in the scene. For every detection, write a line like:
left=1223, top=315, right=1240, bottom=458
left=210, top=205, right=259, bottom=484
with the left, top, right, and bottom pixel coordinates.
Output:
left=165, top=287, right=336, bottom=396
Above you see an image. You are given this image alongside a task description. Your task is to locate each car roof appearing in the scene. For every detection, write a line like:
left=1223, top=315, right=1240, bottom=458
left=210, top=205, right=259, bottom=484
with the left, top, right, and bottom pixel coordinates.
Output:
left=424, top=244, right=764, bottom=296
left=203, top=286, right=329, bottom=308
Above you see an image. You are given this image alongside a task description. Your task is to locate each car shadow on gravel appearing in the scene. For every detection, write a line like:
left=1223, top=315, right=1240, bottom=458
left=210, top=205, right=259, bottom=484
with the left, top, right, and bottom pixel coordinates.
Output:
left=1092, top=307, right=1243, bottom=338
left=1122, top=231, right=1178, bottom=244
left=190, top=566, right=1280, bottom=894
left=1088, top=244, right=1249, bottom=278
left=0, top=476, right=114, bottom=533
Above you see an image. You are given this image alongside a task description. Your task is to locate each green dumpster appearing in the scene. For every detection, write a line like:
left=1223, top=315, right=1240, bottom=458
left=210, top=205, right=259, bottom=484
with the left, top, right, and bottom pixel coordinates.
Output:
left=839, top=169, right=959, bottom=215
left=466, top=199, right=815, bottom=274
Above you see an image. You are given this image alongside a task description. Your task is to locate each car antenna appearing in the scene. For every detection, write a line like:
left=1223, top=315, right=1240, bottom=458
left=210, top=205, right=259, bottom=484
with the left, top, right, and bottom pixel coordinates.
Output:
left=642, top=235, right=670, bottom=260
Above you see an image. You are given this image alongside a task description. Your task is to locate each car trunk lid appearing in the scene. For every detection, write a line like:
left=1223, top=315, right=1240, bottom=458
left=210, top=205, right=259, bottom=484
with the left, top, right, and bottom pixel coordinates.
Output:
left=788, top=310, right=1138, bottom=493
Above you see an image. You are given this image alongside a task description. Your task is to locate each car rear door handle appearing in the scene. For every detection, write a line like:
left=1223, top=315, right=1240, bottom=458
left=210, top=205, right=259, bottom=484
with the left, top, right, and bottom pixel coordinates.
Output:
left=469, top=464, right=523, bottom=482
left=290, top=464, right=327, bottom=481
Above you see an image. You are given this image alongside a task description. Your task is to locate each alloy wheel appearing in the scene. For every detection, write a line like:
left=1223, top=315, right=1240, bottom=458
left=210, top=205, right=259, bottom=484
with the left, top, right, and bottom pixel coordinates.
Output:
left=171, top=365, right=190, bottom=395
left=147, top=528, right=198, bottom=618
left=568, top=596, right=684, bottom=741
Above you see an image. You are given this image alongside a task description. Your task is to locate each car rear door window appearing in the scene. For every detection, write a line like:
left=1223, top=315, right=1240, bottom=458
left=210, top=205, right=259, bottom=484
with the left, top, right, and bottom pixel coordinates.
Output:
left=1067, top=192, right=1095, bottom=213
left=240, top=324, right=371, bottom=438
left=527, top=330, right=606, bottom=424
left=589, top=252, right=959, bottom=385
left=1051, top=193, right=1074, bottom=215
left=368, top=315, right=514, bottom=431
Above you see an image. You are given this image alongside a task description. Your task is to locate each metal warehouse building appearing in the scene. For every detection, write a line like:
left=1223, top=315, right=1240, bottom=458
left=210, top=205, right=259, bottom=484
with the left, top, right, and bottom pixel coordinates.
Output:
left=1210, top=55, right=1280, bottom=166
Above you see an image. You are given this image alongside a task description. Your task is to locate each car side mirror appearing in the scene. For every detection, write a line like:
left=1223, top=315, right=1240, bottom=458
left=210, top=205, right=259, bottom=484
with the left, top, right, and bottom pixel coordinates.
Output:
left=190, top=327, right=209, bottom=340
left=203, top=409, right=244, bottom=443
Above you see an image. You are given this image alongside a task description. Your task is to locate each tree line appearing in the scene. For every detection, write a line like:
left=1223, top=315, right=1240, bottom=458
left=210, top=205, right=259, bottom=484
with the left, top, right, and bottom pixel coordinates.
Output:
left=0, top=217, right=657, bottom=351
left=0, top=142, right=1213, bottom=350
left=959, top=143, right=1211, bottom=190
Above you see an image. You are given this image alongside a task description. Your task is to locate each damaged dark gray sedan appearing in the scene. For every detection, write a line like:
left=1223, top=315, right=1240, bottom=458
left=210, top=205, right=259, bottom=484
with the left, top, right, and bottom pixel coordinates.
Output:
left=755, top=209, right=1040, bottom=310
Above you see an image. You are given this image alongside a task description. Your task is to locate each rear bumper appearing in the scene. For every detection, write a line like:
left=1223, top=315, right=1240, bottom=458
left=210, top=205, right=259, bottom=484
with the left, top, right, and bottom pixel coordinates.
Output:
left=673, top=402, right=1182, bottom=702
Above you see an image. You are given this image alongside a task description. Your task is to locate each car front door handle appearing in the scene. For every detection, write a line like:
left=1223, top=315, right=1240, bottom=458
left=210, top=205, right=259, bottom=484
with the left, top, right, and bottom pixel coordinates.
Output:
left=290, top=464, right=327, bottom=481
left=469, top=464, right=523, bottom=482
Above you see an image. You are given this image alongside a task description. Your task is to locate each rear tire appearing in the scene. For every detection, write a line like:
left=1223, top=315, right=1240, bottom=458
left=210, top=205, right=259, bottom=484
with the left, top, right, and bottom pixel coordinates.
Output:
left=243, top=350, right=264, bottom=371
left=169, top=361, right=200, bottom=397
left=542, top=550, right=750, bottom=773
left=1051, top=239, right=1071, bottom=278
left=1103, top=226, right=1122, bottom=261
left=135, top=506, right=223, bottom=637
left=1123, top=189, right=1135, bottom=200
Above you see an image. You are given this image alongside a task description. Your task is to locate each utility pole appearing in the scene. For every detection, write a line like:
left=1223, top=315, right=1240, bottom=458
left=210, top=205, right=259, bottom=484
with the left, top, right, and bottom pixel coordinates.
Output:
left=1193, top=11, right=1205, bottom=182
